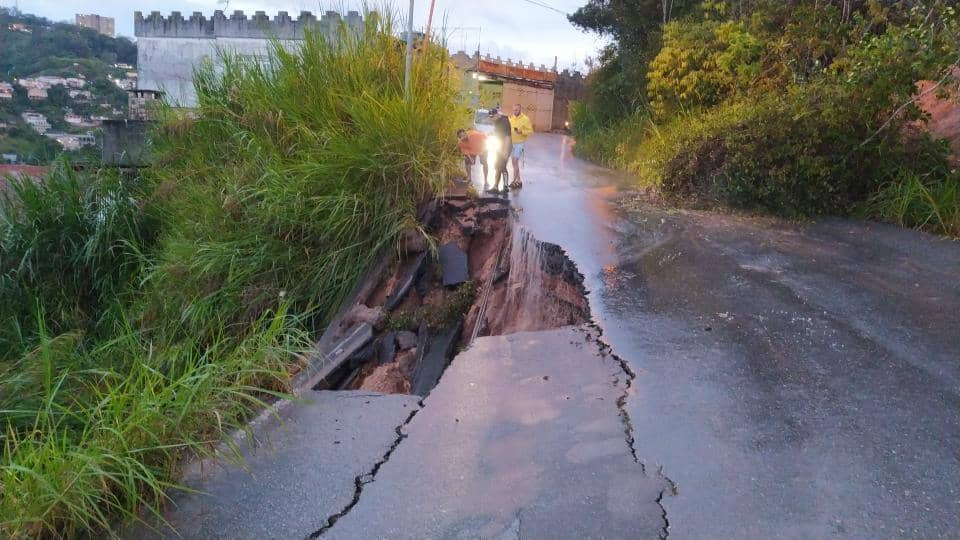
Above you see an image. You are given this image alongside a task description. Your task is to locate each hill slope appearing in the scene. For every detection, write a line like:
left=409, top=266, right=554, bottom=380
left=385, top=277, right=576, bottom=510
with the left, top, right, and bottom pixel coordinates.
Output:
left=0, top=8, right=136, bottom=164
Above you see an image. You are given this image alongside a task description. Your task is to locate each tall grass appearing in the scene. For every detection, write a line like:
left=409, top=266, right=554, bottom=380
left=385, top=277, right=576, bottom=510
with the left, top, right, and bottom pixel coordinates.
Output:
left=2, top=10, right=464, bottom=537
left=1, top=306, right=308, bottom=538
left=867, top=170, right=960, bottom=237
left=0, top=163, right=156, bottom=358
left=144, top=12, right=463, bottom=343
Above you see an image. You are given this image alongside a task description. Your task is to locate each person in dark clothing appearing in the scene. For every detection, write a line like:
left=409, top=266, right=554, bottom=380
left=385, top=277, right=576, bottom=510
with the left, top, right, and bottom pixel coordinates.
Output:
left=487, top=108, right=513, bottom=193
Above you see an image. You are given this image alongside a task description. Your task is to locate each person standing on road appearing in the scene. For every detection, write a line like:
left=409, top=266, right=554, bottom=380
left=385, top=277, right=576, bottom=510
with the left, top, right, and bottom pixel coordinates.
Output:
left=488, top=108, right=513, bottom=193
left=508, top=104, right=534, bottom=189
left=457, top=128, right=487, bottom=184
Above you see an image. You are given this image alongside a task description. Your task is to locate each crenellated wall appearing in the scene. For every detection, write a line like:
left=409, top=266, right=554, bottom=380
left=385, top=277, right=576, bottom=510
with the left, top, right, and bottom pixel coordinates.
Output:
left=450, top=50, right=586, bottom=131
left=134, top=10, right=365, bottom=107
left=134, top=10, right=363, bottom=39
left=552, top=69, right=587, bottom=130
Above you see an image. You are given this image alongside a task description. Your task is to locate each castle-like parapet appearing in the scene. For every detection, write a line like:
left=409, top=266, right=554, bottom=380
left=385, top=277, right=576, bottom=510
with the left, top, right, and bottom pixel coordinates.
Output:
left=134, top=9, right=364, bottom=39
left=557, top=69, right=586, bottom=82
left=476, top=54, right=558, bottom=84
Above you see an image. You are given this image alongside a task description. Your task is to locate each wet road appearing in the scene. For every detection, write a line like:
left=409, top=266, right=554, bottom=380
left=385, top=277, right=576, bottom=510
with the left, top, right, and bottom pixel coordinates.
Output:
left=497, top=134, right=960, bottom=538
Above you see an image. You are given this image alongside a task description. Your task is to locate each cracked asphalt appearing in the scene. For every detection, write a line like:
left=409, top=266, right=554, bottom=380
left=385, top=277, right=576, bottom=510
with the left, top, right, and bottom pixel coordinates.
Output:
left=127, top=134, right=959, bottom=539
left=325, top=327, right=667, bottom=539
left=509, top=134, right=960, bottom=538
left=126, top=327, right=665, bottom=539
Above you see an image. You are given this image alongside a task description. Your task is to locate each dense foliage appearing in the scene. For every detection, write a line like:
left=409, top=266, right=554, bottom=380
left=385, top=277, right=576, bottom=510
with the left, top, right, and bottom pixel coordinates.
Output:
left=0, top=14, right=463, bottom=537
left=569, top=0, right=960, bottom=233
left=0, top=8, right=136, bottom=75
left=0, top=8, right=133, bottom=164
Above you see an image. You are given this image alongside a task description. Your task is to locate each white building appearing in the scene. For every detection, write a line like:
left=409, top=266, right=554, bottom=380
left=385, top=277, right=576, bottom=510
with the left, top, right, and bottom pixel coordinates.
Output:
left=35, top=76, right=67, bottom=87
left=27, top=87, right=47, bottom=100
left=21, top=112, right=51, bottom=133
left=0, top=82, right=12, bottom=100
left=45, top=132, right=97, bottom=150
left=135, top=10, right=363, bottom=106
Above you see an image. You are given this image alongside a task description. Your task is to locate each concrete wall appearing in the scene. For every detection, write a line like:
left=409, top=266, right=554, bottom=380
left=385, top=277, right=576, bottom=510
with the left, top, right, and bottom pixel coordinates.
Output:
left=101, top=120, right=151, bottom=167
left=135, top=10, right=364, bottom=107
left=502, top=83, right=554, bottom=132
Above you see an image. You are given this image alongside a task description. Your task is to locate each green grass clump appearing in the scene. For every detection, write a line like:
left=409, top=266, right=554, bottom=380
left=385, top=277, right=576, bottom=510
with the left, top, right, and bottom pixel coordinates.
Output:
left=1, top=307, right=308, bottom=538
left=1, top=10, right=464, bottom=538
left=866, top=170, right=960, bottom=238
left=387, top=281, right=478, bottom=331
left=144, top=14, right=462, bottom=343
left=0, top=163, right=157, bottom=358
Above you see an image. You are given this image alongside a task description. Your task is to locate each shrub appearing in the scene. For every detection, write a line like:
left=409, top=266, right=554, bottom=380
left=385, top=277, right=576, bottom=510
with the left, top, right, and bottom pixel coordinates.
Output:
left=658, top=85, right=951, bottom=216
left=647, top=20, right=763, bottom=118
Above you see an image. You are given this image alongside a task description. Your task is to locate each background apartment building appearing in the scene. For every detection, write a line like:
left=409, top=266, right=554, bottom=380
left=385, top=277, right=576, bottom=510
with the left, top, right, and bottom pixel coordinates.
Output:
left=75, top=14, right=115, bottom=37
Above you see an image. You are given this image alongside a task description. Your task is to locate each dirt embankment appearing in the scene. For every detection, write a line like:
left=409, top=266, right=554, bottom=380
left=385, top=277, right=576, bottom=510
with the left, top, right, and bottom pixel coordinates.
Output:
left=915, top=71, right=960, bottom=158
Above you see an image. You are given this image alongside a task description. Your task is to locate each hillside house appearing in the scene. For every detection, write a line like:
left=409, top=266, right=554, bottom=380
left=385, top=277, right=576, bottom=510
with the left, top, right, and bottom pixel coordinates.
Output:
left=21, top=112, right=50, bottom=133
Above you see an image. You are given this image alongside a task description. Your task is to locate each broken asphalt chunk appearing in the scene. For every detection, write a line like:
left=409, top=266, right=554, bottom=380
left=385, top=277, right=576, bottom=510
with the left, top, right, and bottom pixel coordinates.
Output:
left=313, top=322, right=374, bottom=390
left=410, top=319, right=464, bottom=397
left=439, top=242, right=469, bottom=287
left=395, top=330, right=417, bottom=351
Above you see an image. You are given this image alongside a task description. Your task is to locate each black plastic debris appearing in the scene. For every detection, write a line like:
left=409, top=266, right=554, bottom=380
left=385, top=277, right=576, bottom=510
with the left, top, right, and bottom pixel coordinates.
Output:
left=378, top=331, right=397, bottom=365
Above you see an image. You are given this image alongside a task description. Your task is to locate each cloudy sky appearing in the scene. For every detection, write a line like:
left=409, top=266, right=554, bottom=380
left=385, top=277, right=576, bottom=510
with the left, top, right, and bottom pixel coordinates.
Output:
left=5, top=0, right=606, bottom=69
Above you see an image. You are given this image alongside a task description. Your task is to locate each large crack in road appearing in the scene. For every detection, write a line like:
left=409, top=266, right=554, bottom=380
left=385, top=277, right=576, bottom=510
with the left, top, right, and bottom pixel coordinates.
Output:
left=309, top=404, right=422, bottom=537
left=317, top=221, right=671, bottom=538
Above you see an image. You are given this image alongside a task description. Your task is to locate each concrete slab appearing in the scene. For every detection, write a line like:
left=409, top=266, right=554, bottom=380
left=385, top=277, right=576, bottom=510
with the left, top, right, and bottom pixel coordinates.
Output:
left=324, top=326, right=667, bottom=539
left=125, top=391, right=420, bottom=540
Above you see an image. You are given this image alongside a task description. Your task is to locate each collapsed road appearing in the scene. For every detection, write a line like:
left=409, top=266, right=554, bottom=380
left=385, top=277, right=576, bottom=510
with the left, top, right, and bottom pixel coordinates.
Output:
left=125, top=179, right=669, bottom=539
left=127, top=133, right=960, bottom=539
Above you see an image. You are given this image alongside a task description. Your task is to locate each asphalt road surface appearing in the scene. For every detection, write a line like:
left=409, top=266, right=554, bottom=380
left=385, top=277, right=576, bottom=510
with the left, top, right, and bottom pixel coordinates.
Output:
left=506, top=134, right=960, bottom=538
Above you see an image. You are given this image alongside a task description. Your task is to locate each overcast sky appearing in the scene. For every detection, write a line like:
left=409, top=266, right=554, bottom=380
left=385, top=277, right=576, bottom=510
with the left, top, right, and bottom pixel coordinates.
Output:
left=4, top=0, right=606, bottom=70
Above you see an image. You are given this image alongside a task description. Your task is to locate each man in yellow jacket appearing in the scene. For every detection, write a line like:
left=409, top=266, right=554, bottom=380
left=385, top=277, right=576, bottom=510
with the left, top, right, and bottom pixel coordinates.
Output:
left=508, top=104, right=534, bottom=188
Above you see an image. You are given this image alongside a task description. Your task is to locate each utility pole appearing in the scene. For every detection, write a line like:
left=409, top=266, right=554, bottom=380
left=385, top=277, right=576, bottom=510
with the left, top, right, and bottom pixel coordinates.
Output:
left=425, top=0, right=437, bottom=44
left=404, top=0, right=414, bottom=103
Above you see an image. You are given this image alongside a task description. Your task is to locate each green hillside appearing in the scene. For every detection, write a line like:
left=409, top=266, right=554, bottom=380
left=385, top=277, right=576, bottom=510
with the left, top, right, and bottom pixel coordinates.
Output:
left=0, top=7, right=136, bottom=164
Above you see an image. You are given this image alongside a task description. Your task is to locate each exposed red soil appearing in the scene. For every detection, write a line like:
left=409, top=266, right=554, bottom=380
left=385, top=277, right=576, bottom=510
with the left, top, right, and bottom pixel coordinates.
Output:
left=355, top=348, right=417, bottom=394
left=915, top=72, right=960, bottom=157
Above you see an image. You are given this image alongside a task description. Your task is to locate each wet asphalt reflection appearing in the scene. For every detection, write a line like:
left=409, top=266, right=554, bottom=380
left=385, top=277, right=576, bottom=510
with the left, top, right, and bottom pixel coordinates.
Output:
left=493, top=134, right=960, bottom=538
